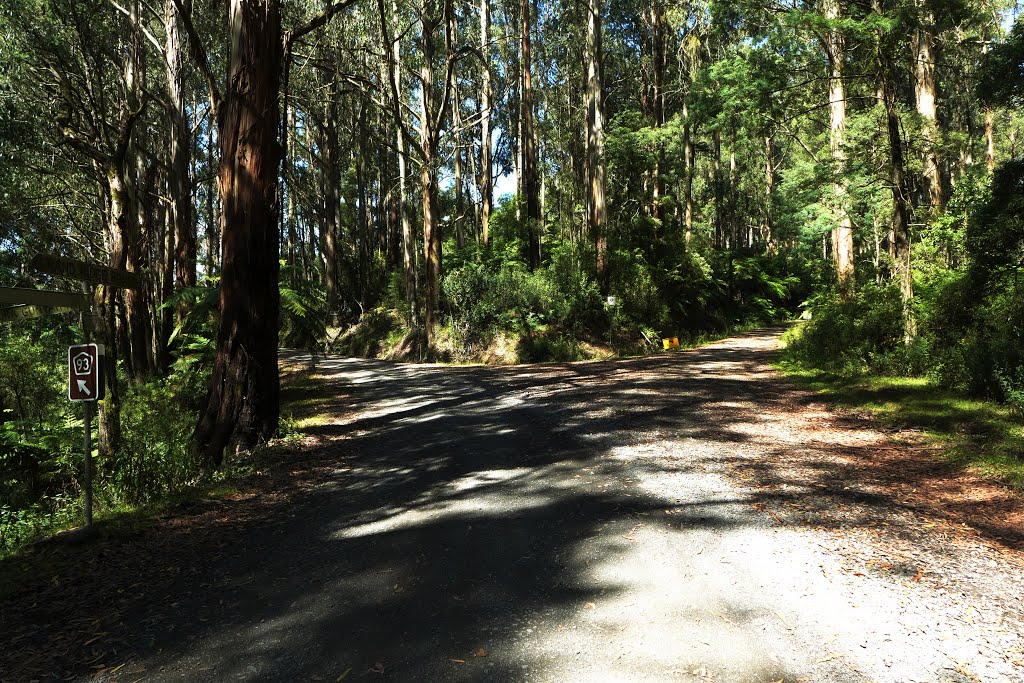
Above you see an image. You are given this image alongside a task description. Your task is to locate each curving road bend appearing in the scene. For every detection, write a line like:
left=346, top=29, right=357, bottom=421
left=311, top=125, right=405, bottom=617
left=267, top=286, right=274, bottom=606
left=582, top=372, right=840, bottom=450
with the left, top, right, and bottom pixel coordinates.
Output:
left=5, top=328, right=1023, bottom=682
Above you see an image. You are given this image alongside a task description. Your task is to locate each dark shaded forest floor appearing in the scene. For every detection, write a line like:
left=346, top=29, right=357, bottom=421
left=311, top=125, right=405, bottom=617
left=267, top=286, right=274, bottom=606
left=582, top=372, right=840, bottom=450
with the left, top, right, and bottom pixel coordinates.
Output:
left=2, top=328, right=1023, bottom=682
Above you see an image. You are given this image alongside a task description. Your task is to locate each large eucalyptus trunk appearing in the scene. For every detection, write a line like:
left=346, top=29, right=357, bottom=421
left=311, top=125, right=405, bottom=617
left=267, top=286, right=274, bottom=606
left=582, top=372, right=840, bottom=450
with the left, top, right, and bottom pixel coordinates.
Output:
left=479, top=0, right=493, bottom=248
left=913, top=6, right=943, bottom=210
left=193, top=0, right=283, bottom=465
left=645, top=0, right=665, bottom=219
left=166, top=0, right=195, bottom=326
left=712, top=128, right=723, bottom=248
left=521, top=0, right=541, bottom=269
left=824, top=0, right=855, bottom=291
left=585, top=0, right=608, bottom=291
left=882, top=72, right=916, bottom=344
left=419, top=6, right=439, bottom=339
left=683, top=100, right=694, bottom=245
left=982, top=23, right=995, bottom=173
left=322, top=85, right=341, bottom=310
left=764, top=135, right=776, bottom=255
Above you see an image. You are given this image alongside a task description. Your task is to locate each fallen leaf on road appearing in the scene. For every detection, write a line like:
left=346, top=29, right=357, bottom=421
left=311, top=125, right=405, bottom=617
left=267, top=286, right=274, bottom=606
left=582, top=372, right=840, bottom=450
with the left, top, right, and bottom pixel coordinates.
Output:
left=451, top=659, right=466, bottom=664
left=911, top=569, right=924, bottom=582
left=336, top=668, right=352, bottom=681
left=585, top=602, right=596, bottom=610
left=476, top=647, right=488, bottom=657
left=369, top=662, right=385, bottom=674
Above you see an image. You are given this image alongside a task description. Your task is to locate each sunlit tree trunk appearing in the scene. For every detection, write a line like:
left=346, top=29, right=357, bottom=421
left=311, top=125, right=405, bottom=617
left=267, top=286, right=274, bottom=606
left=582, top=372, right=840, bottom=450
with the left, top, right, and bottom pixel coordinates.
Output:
left=683, top=100, right=694, bottom=245
left=479, top=0, right=493, bottom=248
left=764, top=135, right=776, bottom=256
left=982, top=20, right=996, bottom=173
left=586, top=0, right=608, bottom=291
left=824, top=0, right=854, bottom=292
left=453, top=87, right=466, bottom=248
left=913, top=4, right=943, bottom=210
left=712, top=127, right=723, bottom=248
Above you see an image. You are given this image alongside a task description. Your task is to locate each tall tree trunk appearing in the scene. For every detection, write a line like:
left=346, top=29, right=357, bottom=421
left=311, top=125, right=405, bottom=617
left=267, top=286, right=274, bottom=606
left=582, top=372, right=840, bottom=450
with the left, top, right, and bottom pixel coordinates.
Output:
left=357, top=95, right=370, bottom=309
left=158, top=182, right=174, bottom=371
left=586, top=0, right=608, bottom=291
left=644, top=0, right=665, bottom=219
left=166, top=0, right=195, bottom=329
left=323, top=86, right=341, bottom=310
left=122, top=0, right=153, bottom=380
left=683, top=101, right=694, bottom=245
left=205, top=118, right=220, bottom=275
left=453, top=95, right=466, bottom=248
left=380, top=0, right=420, bottom=329
left=479, top=0, right=493, bottom=248
left=764, top=135, right=776, bottom=256
left=98, top=166, right=129, bottom=460
left=882, top=70, right=916, bottom=344
left=712, top=128, right=723, bottom=248
left=913, top=5, right=943, bottom=211
left=982, top=22, right=996, bottom=173
left=522, top=0, right=541, bottom=269
left=417, top=0, right=455, bottom=342
left=824, top=0, right=855, bottom=292
left=193, top=0, right=283, bottom=465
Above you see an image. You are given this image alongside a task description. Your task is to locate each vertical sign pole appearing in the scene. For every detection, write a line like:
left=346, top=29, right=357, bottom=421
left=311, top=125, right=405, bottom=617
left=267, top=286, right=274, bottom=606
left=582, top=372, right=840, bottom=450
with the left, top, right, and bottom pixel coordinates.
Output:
left=83, top=400, right=93, bottom=527
left=82, top=285, right=96, bottom=528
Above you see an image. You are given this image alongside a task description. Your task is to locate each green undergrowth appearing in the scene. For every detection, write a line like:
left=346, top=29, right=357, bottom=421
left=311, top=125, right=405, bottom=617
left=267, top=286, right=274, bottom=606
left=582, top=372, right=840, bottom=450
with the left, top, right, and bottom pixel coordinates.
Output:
left=777, top=350, right=1024, bottom=490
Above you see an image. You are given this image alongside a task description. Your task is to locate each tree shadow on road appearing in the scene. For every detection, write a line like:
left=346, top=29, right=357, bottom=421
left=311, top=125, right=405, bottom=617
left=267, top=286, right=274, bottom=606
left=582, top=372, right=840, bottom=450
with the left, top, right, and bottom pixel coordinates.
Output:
left=0, top=331, right=862, bottom=681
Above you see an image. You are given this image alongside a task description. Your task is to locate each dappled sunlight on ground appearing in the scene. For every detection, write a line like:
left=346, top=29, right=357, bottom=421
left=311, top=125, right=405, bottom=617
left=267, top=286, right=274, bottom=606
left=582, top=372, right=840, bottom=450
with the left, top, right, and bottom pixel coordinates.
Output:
left=3, top=329, right=1023, bottom=681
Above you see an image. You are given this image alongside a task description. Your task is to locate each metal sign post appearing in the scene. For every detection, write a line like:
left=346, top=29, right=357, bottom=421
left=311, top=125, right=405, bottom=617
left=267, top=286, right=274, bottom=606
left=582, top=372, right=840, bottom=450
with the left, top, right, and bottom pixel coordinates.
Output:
left=7, top=253, right=142, bottom=531
left=69, top=342, right=103, bottom=526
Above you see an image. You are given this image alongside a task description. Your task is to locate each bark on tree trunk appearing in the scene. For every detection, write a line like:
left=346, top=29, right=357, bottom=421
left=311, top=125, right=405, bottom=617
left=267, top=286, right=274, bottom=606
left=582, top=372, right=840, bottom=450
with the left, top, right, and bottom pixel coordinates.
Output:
left=166, top=0, right=195, bottom=327
left=712, top=128, right=723, bottom=249
left=764, top=135, right=776, bottom=256
left=882, top=71, right=916, bottom=344
left=205, top=119, right=220, bottom=275
left=912, top=6, right=943, bottom=211
left=683, top=101, right=694, bottom=246
left=586, top=0, right=608, bottom=292
left=479, top=0, right=493, bottom=248
left=982, top=26, right=996, bottom=173
left=323, top=85, right=341, bottom=310
left=824, top=0, right=855, bottom=292
left=193, top=0, right=283, bottom=466
left=522, top=0, right=541, bottom=269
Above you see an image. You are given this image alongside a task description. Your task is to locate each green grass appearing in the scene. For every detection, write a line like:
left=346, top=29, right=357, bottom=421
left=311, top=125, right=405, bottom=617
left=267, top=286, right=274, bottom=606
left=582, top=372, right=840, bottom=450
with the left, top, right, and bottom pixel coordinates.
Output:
left=776, top=358, right=1024, bottom=489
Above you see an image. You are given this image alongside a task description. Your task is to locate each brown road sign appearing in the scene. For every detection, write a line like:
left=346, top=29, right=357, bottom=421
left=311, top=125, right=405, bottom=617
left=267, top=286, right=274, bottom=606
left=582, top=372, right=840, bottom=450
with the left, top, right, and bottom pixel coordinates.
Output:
left=0, top=287, right=90, bottom=309
left=69, top=343, right=104, bottom=402
left=30, top=253, right=142, bottom=290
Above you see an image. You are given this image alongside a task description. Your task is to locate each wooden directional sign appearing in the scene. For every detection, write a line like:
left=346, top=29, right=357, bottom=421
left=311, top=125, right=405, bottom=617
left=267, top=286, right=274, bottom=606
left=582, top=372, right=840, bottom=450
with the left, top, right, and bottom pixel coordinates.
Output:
left=69, top=343, right=104, bottom=402
left=29, top=254, right=142, bottom=290
left=0, top=287, right=90, bottom=309
left=0, top=304, right=78, bottom=322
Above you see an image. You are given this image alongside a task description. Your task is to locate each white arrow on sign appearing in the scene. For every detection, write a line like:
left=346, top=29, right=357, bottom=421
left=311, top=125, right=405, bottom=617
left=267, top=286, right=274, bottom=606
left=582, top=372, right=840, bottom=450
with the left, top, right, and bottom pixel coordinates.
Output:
left=77, top=379, right=91, bottom=397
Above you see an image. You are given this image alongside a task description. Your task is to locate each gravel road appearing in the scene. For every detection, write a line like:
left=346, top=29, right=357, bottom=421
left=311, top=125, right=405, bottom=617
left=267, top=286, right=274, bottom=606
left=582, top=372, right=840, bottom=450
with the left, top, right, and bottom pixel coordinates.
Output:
left=4, top=327, right=1023, bottom=682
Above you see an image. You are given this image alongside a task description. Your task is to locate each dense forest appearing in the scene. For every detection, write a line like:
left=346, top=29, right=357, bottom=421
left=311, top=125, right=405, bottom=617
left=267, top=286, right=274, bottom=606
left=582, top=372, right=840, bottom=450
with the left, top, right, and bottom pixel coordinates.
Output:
left=1, top=0, right=1022, bottom=552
